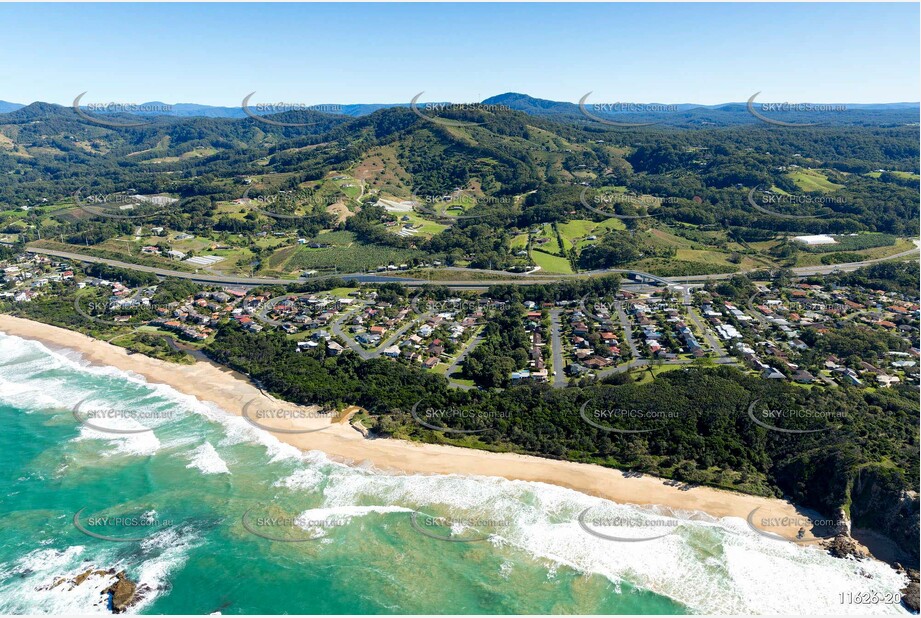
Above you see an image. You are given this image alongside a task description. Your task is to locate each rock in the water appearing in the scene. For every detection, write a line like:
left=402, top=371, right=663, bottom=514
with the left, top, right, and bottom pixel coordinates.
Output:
left=902, top=581, right=919, bottom=613
left=104, top=571, right=138, bottom=614
left=42, top=568, right=146, bottom=614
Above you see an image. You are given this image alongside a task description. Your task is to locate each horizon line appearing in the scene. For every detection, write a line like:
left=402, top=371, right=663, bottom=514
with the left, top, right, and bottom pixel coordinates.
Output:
left=4, top=97, right=920, bottom=108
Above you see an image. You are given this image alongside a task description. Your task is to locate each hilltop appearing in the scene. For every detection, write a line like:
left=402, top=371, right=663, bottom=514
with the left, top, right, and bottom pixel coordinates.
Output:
left=0, top=97, right=917, bottom=281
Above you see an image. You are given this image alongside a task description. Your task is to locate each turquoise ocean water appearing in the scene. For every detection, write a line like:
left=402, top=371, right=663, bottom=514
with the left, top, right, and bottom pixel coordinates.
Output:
left=0, top=332, right=909, bottom=615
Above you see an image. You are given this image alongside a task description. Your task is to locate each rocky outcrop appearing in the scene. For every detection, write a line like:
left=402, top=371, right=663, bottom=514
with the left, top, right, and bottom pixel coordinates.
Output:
left=896, top=565, right=920, bottom=614
left=105, top=571, right=145, bottom=614
left=823, top=534, right=868, bottom=560
left=849, top=466, right=920, bottom=564
left=775, top=452, right=918, bottom=566
left=831, top=508, right=851, bottom=536
left=45, top=568, right=147, bottom=614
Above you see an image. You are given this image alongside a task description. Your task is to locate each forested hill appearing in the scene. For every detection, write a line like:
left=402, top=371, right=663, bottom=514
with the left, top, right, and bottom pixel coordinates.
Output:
left=1, top=98, right=918, bottom=254
left=484, top=93, right=921, bottom=126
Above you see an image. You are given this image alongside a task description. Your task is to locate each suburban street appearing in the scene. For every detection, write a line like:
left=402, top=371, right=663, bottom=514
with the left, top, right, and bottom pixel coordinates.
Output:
left=445, top=331, right=485, bottom=391
left=549, top=308, right=566, bottom=387
left=614, top=301, right=640, bottom=358
left=679, top=286, right=728, bottom=356
left=746, top=292, right=772, bottom=326
left=330, top=308, right=373, bottom=359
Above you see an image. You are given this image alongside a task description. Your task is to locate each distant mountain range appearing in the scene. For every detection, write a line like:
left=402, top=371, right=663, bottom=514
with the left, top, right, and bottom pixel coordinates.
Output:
left=2, top=94, right=918, bottom=116
left=0, top=101, right=23, bottom=114
left=1, top=94, right=917, bottom=127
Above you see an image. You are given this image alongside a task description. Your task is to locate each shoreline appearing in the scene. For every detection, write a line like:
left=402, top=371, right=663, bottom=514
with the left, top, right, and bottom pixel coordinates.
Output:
left=0, top=314, right=866, bottom=548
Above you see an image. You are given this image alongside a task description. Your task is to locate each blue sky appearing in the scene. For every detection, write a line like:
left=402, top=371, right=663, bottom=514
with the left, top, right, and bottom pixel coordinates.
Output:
left=1, top=3, right=918, bottom=105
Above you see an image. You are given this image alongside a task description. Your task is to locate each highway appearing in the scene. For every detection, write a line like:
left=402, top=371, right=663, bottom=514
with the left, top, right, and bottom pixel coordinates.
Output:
left=25, top=241, right=919, bottom=291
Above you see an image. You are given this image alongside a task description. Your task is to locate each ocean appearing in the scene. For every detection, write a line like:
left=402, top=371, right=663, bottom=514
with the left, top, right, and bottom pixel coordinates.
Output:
left=0, top=331, right=909, bottom=615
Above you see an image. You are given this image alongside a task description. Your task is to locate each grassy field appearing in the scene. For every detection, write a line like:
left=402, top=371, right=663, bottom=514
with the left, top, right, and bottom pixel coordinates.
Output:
left=674, top=248, right=736, bottom=266
left=866, top=170, right=921, bottom=181
left=530, top=248, right=574, bottom=274
left=595, top=218, right=628, bottom=232
left=644, top=228, right=696, bottom=250
left=332, top=175, right=363, bottom=200
left=282, top=242, right=423, bottom=274
left=325, top=287, right=360, bottom=297
left=786, top=169, right=844, bottom=193
left=793, top=237, right=916, bottom=267
left=635, top=258, right=739, bottom=277
left=768, top=185, right=791, bottom=196
left=556, top=224, right=574, bottom=253
left=629, top=363, right=687, bottom=385
left=28, top=239, right=202, bottom=272
left=386, top=210, right=448, bottom=238
left=510, top=233, right=529, bottom=249
left=558, top=219, right=598, bottom=240
left=144, top=147, right=218, bottom=165
left=558, top=218, right=627, bottom=252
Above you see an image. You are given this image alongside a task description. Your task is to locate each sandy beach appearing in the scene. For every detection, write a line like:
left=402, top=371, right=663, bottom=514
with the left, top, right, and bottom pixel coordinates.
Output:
left=0, top=314, right=832, bottom=543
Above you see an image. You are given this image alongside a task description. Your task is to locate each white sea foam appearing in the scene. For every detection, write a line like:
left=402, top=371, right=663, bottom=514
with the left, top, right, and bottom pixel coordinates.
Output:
left=186, top=442, right=230, bottom=475
left=0, top=551, right=116, bottom=614
left=0, top=546, right=120, bottom=614
left=277, top=463, right=909, bottom=615
left=134, top=524, right=200, bottom=603
left=1, top=330, right=910, bottom=614
left=274, top=467, right=325, bottom=491
left=295, top=505, right=414, bottom=539
left=0, top=529, right=198, bottom=615
left=297, top=504, right=414, bottom=523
